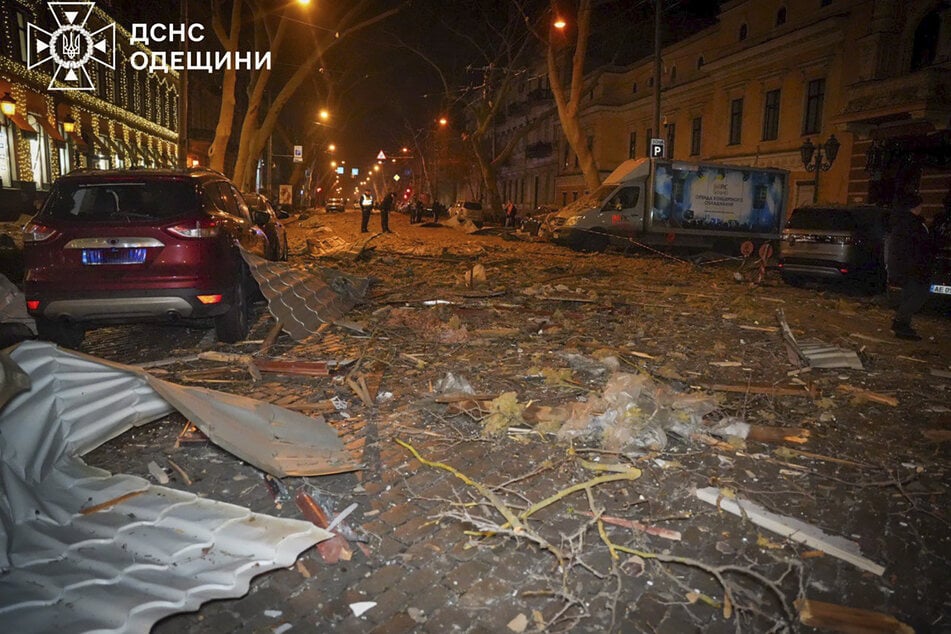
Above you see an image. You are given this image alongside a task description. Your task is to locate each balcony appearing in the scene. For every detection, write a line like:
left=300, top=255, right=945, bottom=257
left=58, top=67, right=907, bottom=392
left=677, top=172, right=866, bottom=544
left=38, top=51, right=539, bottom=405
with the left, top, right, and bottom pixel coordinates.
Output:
left=835, top=67, right=951, bottom=128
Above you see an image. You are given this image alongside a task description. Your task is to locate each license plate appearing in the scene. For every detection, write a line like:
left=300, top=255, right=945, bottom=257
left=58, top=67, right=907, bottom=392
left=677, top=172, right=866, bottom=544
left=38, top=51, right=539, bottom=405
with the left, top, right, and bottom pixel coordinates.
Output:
left=930, top=284, right=951, bottom=295
left=81, top=248, right=147, bottom=265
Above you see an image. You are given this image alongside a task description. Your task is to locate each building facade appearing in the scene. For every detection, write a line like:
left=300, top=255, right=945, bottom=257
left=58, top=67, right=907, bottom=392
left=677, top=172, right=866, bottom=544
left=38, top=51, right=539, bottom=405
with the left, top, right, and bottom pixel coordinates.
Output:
left=0, top=0, right=179, bottom=217
left=496, top=0, right=949, bottom=219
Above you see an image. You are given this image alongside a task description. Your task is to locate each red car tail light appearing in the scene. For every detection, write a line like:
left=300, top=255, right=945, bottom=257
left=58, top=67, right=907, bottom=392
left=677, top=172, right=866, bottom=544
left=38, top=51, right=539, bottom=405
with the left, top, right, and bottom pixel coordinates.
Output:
left=196, top=294, right=223, bottom=304
left=167, top=218, right=219, bottom=239
left=26, top=300, right=40, bottom=311
left=23, top=222, right=59, bottom=243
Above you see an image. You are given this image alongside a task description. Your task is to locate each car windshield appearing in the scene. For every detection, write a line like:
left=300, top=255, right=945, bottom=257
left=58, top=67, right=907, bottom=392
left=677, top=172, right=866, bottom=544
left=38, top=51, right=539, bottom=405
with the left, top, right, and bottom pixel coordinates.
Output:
left=42, top=180, right=200, bottom=221
left=785, top=208, right=857, bottom=231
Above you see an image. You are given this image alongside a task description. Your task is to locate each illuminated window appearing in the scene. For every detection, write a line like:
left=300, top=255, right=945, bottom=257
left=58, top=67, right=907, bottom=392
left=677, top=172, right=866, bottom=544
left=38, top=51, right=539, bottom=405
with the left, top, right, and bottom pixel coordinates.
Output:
left=26, top=113, right=52, bottom=188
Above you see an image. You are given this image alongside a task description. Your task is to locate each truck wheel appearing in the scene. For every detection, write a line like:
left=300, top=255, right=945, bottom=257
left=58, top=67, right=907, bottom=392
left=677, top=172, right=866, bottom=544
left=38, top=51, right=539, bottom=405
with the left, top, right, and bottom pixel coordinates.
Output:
left=35, top=317, right=85, bottom=349
left=214, top=274, right=250, bottom=343
left=569, top=230, right=608, bottom=252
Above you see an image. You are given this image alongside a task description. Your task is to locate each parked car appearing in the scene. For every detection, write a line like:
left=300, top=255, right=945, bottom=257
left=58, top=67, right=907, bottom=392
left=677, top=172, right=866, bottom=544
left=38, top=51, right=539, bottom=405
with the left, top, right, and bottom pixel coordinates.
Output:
left=325, top=197, right=346, bottom=213
left=243, top=192, right=288, bottom=261
left=448, top=201, right=484, bottom=224
left=23, top=168, right=272, bottom=348
left=777, top=204, right=890, bottom=291
left=930, top=209, right=951, bottom=302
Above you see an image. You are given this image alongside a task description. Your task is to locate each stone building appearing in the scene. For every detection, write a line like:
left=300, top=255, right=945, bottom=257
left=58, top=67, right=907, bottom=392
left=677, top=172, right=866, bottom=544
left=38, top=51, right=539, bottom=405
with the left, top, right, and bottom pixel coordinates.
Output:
left=0, top=0, right=179, bottom=217
left=496, top=0, right=949, bottom=218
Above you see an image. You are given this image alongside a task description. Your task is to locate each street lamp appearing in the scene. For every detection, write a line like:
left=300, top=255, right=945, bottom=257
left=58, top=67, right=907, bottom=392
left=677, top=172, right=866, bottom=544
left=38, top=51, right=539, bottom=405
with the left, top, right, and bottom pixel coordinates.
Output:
left=0, top=92, right=16, bottom=117
left=800, top=134, right=840, bottom=203
left=61, top=114, right=76, bottom=134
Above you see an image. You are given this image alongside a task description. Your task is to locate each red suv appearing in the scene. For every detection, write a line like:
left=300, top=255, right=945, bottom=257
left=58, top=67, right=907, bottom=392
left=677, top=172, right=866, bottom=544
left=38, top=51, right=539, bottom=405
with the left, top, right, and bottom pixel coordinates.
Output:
left=23, top=168, right=270, bottom=347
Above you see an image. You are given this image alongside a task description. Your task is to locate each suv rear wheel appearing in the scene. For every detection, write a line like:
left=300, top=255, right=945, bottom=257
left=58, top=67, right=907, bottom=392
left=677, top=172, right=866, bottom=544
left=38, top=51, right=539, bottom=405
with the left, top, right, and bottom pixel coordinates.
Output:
left=36, top=317, right=86, bottom=349
left=214, top=273, right=250, bottom=343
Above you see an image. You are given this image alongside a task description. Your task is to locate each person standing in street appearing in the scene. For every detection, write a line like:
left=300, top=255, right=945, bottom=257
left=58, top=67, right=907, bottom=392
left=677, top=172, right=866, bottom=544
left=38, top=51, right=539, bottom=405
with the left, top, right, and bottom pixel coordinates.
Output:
left=359, top=189, right=375, bottom=233
left=380, top=191, right=395, bottom=233
left=504, top=200, right=518, bottom=227
left=887, top=192, right=934, bottom=340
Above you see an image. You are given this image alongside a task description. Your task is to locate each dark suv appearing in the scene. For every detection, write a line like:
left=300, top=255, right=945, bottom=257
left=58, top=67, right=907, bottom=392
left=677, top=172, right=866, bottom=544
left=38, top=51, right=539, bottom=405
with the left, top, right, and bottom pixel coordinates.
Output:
left=778, top=205, right=890, bottom=292
left=23, top=168, right=270, bottom=347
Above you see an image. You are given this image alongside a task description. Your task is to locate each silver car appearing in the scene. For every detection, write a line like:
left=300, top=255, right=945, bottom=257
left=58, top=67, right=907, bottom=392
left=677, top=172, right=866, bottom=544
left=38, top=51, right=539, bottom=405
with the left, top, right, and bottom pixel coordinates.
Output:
left=778, top=205, right=890, bottom=292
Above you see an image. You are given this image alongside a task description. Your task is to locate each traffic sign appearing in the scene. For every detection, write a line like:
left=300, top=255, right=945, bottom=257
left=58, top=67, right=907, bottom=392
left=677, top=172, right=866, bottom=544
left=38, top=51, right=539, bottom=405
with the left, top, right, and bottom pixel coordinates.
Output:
left=376, top=150, right=387, bottom=160
left=649, top=138, right=665, bottom=158
left=293, top=145, right=303, bottom=163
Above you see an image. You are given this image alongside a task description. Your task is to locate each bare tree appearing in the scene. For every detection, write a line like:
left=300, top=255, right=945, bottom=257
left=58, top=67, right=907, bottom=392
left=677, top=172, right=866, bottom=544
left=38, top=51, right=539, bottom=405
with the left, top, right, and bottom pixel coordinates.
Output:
left=545, top=0, right=601, bottom=191
left=399, top=6, right=554, bottom=218
left=206, top=0, right=402, bottom=190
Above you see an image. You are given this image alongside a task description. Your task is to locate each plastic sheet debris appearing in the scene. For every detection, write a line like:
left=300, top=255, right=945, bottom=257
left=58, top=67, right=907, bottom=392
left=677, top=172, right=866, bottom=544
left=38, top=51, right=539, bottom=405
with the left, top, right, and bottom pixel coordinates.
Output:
left=435, top=372, right=475, bottom=395
left=556, top=372, right=720, bottom=454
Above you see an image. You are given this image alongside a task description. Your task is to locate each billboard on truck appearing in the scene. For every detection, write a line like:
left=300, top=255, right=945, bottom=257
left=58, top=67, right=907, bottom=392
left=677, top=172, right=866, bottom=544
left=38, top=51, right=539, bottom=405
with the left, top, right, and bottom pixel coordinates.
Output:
left=650, top=162, right=786, bottom=237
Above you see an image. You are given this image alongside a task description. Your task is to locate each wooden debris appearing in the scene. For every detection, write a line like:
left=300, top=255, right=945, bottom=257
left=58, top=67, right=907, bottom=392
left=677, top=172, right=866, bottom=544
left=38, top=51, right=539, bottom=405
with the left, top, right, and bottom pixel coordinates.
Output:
left=294, top=489, right=353, bottom=563
left=746, top=424, right=811, bottom=445
left=260, top=319, right=285, bottom=352
left=837, top=385, right=898, bottom=407
left=166, top=458, right=193, bottom=485
left=695, top=487, right=885, bottom=576
left=135, top=353, right=201, bottom=369
left=702, top=383, right=819, bottom=399
left=254, top=359, right=330, bottom=377
left=795, top=598, right=914, bottom=633
left=577, top=511, right=682, bottom=541
left=738, top=325, right=779, bottom=333
left=175, top=421, right=209, bottom=447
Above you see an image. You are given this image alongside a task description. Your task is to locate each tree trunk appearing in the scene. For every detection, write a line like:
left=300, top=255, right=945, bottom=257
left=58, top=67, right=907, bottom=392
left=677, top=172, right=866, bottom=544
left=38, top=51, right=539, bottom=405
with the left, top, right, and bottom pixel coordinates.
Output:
left=548, top=0, right=600, bottom=192
left=208, top=0, right=241, bottom=174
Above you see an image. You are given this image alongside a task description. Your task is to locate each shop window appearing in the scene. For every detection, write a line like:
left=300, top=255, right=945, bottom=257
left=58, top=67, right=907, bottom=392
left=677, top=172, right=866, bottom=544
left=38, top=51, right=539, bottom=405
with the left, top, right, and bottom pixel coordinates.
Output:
left=58, top=123, right=73, bottom=175
left=26, top=113, right=52, bottom=189
left=0, top=122, right=17, bottom=187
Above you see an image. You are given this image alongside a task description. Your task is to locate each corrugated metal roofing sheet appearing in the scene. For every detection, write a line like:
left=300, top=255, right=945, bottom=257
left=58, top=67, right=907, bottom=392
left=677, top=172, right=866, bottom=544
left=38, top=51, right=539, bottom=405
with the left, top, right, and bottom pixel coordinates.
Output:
left=242, top=251, right=369, bottom=340
left=0, top=342, right=333, bottom=632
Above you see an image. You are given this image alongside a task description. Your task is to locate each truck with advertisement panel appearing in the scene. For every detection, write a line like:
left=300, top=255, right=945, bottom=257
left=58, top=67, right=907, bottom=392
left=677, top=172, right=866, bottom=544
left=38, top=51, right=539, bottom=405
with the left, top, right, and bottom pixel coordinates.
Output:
left=547, top=158, right=789, bottom=252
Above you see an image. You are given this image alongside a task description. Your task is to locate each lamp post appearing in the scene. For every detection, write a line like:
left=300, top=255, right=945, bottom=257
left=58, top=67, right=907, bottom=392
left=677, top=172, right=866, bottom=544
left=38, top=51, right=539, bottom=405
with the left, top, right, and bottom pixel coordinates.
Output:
left=800, top=134, right=840, bottom=203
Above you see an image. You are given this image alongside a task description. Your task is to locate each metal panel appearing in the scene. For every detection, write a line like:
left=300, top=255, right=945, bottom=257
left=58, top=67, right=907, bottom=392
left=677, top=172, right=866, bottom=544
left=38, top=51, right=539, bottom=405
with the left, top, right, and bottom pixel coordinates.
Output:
left=242, top=251, right=369, bottom=341
left=0, top=341, right=334, bottom=633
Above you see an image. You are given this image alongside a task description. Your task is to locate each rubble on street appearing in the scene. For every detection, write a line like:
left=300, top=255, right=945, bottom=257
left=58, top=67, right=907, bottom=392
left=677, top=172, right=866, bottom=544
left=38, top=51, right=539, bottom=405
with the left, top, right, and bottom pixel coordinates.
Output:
left=2, top=210, right=946, bottom=633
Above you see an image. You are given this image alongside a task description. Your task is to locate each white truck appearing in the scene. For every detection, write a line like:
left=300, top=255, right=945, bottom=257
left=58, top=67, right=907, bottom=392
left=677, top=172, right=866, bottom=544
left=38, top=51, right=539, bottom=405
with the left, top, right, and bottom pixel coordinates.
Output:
left=548, top=158, right=789, bottom=252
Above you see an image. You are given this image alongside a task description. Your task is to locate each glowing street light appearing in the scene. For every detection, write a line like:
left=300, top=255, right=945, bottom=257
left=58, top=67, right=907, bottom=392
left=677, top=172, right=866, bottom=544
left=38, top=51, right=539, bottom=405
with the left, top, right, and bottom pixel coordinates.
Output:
left=327, top=143, right=336, bottom=152
left=553, top=17, right=566, bottom=29
left=318, top=109, right=330, bottom=121
left=438, top=116, right=448, bottom=127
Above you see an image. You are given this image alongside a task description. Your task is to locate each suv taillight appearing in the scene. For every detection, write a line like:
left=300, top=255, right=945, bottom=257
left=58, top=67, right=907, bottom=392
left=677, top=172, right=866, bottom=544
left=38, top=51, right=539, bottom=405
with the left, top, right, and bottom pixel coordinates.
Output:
left=22, top=222, right=59, bottom=243
left=167, top=218, right=219, bottom=239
